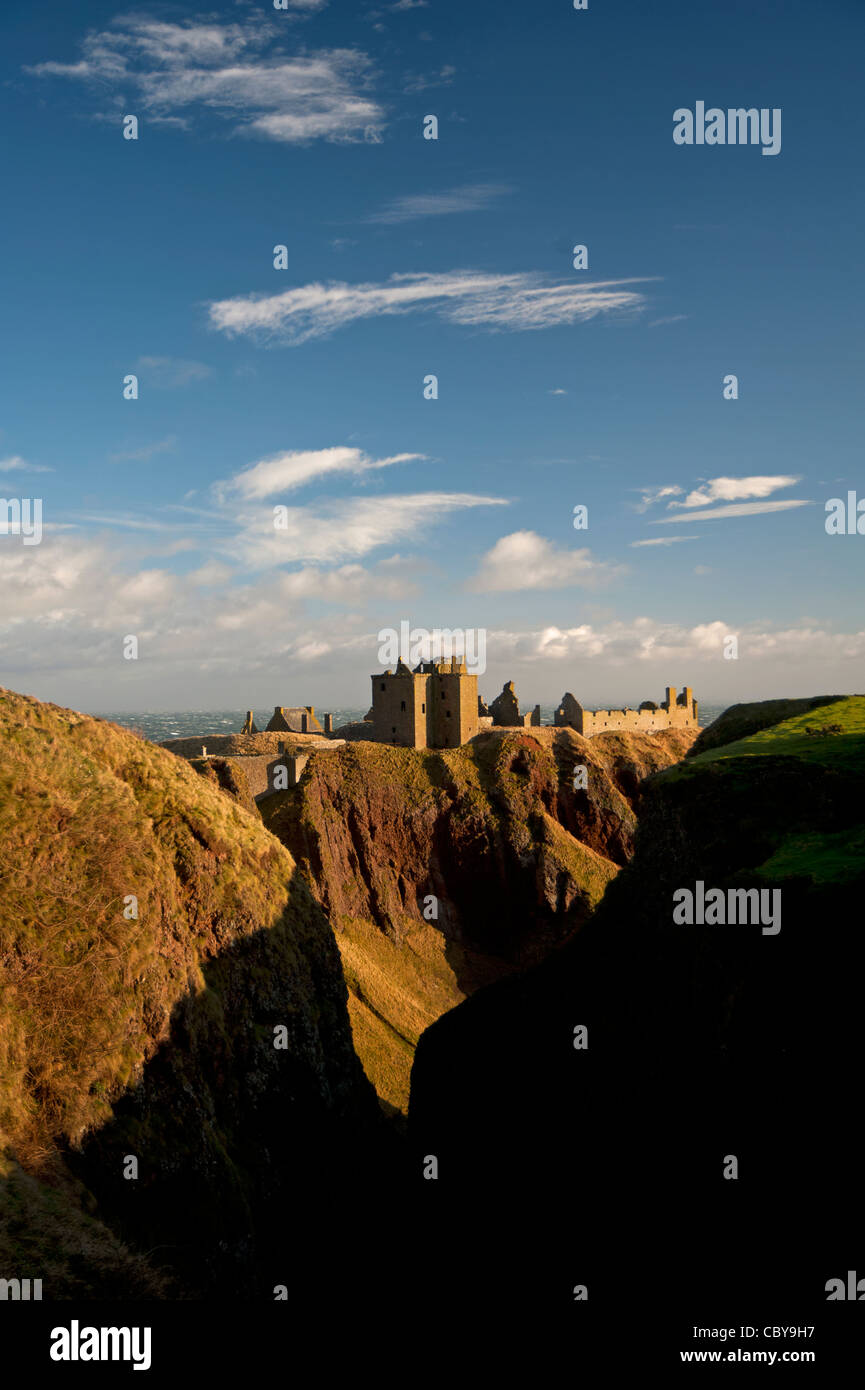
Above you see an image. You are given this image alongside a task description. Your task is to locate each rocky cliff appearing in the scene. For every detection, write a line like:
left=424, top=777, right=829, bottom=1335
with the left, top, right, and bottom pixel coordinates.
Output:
left=408, top=695, right=865, bottom=1309
left=259, top=724, right=696, bottom=1111
left=0, top=688, right=384, bottom=1299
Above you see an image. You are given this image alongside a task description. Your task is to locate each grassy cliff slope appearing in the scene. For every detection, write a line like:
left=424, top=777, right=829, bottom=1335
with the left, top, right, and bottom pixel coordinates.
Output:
left=0, top=688, right=380, bottom=1298
left=408, top=695, right=865, bottom=1307
left=261, top=724, right=696, bottom=1110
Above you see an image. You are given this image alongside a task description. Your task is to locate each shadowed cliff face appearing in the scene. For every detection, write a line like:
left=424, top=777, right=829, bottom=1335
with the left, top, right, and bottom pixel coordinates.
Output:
left=0, top=688, right=385, bottom=1298
left=408, top=697, right=865, bottom=1309
left=260, top=725, right=697, bottom=1111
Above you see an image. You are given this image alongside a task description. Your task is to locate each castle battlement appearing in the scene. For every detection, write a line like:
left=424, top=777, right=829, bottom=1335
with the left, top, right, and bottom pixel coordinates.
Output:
left=554, top=685, right=698, bottom=736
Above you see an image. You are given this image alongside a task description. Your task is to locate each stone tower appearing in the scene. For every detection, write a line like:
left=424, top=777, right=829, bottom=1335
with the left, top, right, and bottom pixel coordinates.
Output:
left=371, top=658, right=478, bottom=748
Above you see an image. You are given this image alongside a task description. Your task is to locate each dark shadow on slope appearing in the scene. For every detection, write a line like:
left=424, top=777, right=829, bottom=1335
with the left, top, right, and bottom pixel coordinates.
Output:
left=408, top=753, right=865, bottom=1315
left=55, top=871, right=407, bottom=1300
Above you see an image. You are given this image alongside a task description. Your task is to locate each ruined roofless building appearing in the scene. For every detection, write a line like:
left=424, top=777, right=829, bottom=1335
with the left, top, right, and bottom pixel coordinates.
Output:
left=554, top=686, right=699, bottom=736
left=486, top=681, right=543, bottom=729
left=371, top=658, right=478, bottom=749
left=264, top=706, right=323, bottom=734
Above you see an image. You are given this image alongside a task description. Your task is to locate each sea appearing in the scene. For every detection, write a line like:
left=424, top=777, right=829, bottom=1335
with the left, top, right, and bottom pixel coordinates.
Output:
left=93, top=704, right=730, bottom=744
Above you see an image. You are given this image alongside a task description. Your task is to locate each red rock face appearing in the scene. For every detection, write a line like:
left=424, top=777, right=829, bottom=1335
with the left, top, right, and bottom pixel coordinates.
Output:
left=263, top=726, right=698, bottom=970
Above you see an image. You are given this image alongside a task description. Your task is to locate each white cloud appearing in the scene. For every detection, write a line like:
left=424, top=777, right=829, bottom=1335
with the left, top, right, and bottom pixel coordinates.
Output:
left=648, top=314, right=689, bottom=327
left=0, top=455, right=53, bottom=474
left=366, top=183, right=510, bottom=224
left=109, top=436, right=177, bottom=463
left=186, top=562, right=233, bottom=587
left=231, top=491, right=508, bottom=567
left=670, top=475, right=800, bottom=509
left=633, top=485, right=683, bottom=513
left=137, top=356, right=212, bottom=388
left=469, top=531, right=624, bottom=592
left=630, top=536, right=699, bottom=547
left=403, top=64, right=456, bottom=93
left=208, top=270, right=654, bottom=345
left=489, top=618, right=865, bottom=669
left=221, top=446, right=423, bottom=499
left=548, top=388, right=567, bottom=396
left=653, top=500, right=810, bottom=524
left=27, top=18, right=384, bottom=144
left=278, top=557, right=422, bottom=602
left=3, top=534, right=864, bottom=707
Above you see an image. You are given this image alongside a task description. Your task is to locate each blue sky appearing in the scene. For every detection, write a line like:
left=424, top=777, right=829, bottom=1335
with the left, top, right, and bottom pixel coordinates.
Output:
left=1, top=0, right=863, bottom=711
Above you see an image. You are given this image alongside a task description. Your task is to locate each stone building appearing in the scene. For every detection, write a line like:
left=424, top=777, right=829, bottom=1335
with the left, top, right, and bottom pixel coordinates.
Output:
left=264, top=706, right=323, bottom=734
left=554, top=686, right=698, bottom=736
left=371, top=658, right=478, bottom=749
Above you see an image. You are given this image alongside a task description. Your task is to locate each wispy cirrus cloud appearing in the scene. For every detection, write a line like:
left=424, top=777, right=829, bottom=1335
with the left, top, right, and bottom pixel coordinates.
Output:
left=468, top=531, right=624, bottom=592
left=403, top=64, right=456, bottom=93
left=26, top=17, right=384, bottom=144
left=208, top=270, right=654, bottom=345
left=630, top=535, right=699, bottom=547
left=633, top=484, right=683, bottom=513
left=137, top=356, right=212, bottom=388
left=669, top=475, right=800, bottom=509
left=366, top=183, right=511, bottom=224
left=230, top=491, right=508, bottom=568
left=653, top=500, right=811, bottom=523
left=109, top=436, right=177, bottom=463
left=219, top=446, right=424, bottom=499
left=0, top=455, right=53, bottom=474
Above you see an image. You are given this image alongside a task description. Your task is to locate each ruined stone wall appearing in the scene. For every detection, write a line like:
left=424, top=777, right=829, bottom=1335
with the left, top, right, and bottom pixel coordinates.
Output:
left=580, top=695, right=698, bottom=737
left=556, top=687, right=698, bottom=738
left=223, top=748, right=339, bottom=801
left=489, top=681, right=524, bottom=727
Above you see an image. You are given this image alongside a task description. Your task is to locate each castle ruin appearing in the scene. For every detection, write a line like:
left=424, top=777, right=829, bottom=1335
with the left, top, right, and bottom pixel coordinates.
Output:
left=250, top=666, right=699, bottom=751
left=554, top=686, right=698, bottom=736
left=264, top=705, right=323, bottom=734
left=371, top=658, right=478, bottom=749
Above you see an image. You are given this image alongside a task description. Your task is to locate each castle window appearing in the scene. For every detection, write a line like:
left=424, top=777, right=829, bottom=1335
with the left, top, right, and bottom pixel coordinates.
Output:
left=447, top=710, right=451, bottom=718
left=392, top=727, right=396, bottom=734
left=380, top=683, right=386, bottom=691
left=441, top=692, right=446, bottom=700
left=421, top=703, right=425, bottom=713
left=400, top=700, right=406, bottom=712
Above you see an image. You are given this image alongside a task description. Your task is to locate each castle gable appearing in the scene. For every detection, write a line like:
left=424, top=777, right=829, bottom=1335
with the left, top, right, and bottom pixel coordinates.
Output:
left=264, top=705, right=323, bottom=734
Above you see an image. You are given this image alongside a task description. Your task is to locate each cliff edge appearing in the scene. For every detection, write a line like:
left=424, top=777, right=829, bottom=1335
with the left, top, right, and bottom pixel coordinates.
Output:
left=0, top=687, right=382, bottom=1298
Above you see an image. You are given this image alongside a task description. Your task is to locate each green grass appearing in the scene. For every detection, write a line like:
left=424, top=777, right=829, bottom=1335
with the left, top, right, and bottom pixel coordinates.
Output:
left=685, top=696, right=865, bottom=775
left=755, top=827, right=865, bottom=885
